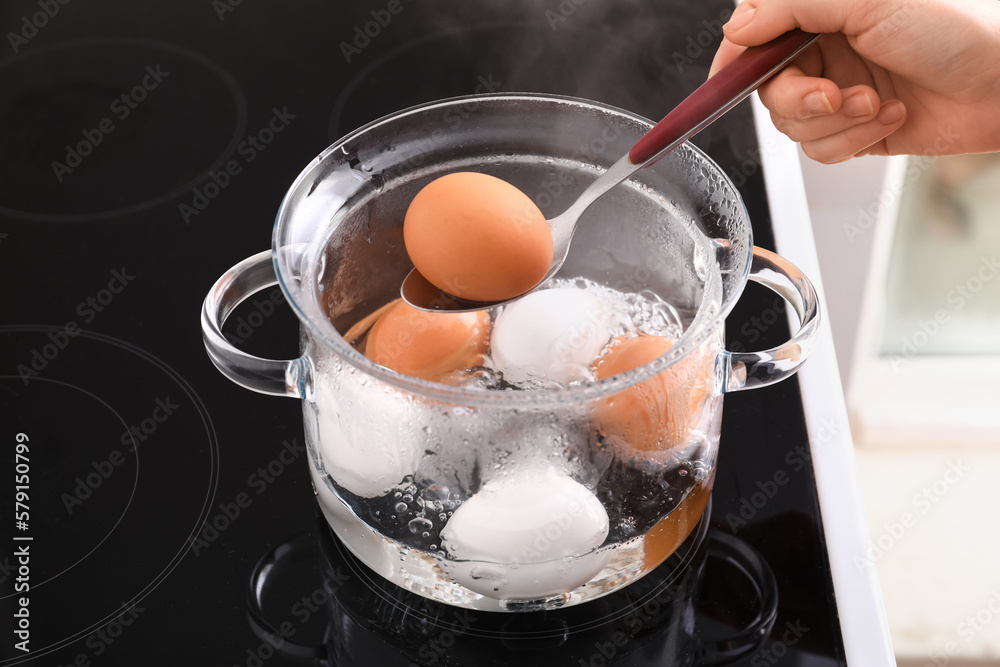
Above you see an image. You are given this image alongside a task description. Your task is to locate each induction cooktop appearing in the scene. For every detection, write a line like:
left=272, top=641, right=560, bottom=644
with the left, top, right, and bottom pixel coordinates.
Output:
left=0, top=1, right=849, bottom=664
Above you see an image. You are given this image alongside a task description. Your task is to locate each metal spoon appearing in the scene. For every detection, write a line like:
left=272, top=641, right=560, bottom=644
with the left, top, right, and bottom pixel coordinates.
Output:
left=402, top=30, right=820, bottom=312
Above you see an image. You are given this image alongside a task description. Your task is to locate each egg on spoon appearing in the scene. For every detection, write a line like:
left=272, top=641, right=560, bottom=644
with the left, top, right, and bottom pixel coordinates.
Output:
left=403, top=172, right=553, bottom=302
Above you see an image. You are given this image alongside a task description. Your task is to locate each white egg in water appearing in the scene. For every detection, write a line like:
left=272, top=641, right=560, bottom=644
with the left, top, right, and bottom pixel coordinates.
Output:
left=490, top=287, right=613, bottom=384
left=314, top=382, right=420, bottom=498
left=440, top=466, right=611, bottom=600
left=308, top=463, right=394, bottom=579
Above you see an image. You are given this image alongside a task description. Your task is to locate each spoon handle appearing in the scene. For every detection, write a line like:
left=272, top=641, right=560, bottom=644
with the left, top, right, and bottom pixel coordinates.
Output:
left=628, top=29, right=820, bottom=165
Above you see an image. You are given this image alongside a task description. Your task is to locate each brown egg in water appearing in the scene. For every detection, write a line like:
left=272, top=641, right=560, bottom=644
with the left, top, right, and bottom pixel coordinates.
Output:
left=403, top=172, right=554, bottom=302
left=362, top=298, right=491, bottom=383
left=592, top=334, right=712, bottom=455
left=641, top=472, right=714, bottom=571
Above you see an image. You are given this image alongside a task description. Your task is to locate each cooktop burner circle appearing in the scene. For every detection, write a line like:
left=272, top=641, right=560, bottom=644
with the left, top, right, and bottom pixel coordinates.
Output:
left=0, top=326, right=219, bottom=660
left=0, top=38, right=247, bottom=223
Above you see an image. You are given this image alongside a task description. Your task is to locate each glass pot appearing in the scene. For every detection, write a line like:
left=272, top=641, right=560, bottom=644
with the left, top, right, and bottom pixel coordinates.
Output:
left=201, top=93, right=820, bottom=612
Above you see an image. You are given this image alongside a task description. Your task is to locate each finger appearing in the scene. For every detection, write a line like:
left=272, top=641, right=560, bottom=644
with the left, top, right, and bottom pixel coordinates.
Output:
left=756, top=66, right=842, bottom=120
left=767, top=85, right=881, bottom=142
left=721, top=0, right=879, bottom=47
left=708, top=37, right=747, bottom=78
left=799, top=99, right=907, bottom=163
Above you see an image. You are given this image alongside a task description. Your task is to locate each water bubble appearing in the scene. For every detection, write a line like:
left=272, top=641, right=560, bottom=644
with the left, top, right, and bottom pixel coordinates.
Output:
left=408, top=517, right=434, bottom=534
left=402, top=494, right=413, bottom=503
left=394, top=502, right=407, bottom=513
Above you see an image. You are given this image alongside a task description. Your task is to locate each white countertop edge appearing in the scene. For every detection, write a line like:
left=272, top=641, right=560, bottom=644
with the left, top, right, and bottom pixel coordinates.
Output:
left=749, top=92, right=897, bottom=666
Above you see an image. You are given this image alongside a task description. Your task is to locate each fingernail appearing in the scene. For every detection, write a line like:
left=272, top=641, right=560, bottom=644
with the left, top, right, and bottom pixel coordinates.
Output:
left=843, top=92, right=874, bottom=118
left=725, top=7, right=756, bottom=32
left=804, top=91, right=834, bottom=115
left=878, top=101, right=905, bottom=125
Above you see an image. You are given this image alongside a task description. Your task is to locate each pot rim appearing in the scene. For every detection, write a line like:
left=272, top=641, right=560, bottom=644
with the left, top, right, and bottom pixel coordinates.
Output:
left=272, top=92, right=752, bottom=406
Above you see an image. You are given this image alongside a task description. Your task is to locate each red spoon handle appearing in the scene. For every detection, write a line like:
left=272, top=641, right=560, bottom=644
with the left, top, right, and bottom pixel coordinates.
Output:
left=628, top=29, right=819, bottom=165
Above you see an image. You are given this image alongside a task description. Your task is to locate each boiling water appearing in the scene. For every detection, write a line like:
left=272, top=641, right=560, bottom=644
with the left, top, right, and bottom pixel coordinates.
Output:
left=305, top=278, right=721, bottom=611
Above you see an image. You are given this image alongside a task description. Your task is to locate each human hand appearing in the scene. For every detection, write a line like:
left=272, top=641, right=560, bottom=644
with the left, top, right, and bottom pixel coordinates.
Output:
left=710, top=0, right=1000, bottom=163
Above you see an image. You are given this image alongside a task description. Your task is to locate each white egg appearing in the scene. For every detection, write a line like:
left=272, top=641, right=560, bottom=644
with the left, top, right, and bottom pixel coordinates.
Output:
left=440, top=466, right=611, bottom=600
left=308, top=463, right=394, bottom=579
left=490, top=287, right=613, bottom=384
left=314, top=383, right=420, bottom=498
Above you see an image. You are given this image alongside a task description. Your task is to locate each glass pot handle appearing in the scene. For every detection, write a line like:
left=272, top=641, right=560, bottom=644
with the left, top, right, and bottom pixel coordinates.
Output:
left=720, top=246, right=821, bottom=393
left=201, top=250, right=310, bottom=398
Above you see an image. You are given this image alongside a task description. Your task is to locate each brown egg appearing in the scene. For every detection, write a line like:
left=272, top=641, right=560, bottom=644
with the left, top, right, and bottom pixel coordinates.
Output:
left=363, top=298, right=491, bottom=382
left=641, top=475, right=713, bottom=571
left=592, top=335, right=712, bottom=454
left=403, top=172, right=553, bottom=302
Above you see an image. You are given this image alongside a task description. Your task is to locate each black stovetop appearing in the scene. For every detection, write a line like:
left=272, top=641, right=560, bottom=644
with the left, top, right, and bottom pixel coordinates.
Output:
left=0, top=1, right=844, bottom=665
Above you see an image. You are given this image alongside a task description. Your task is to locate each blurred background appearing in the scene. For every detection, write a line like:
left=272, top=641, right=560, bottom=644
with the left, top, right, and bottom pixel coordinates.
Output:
left=802, top=150, right=1000, bottom=665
